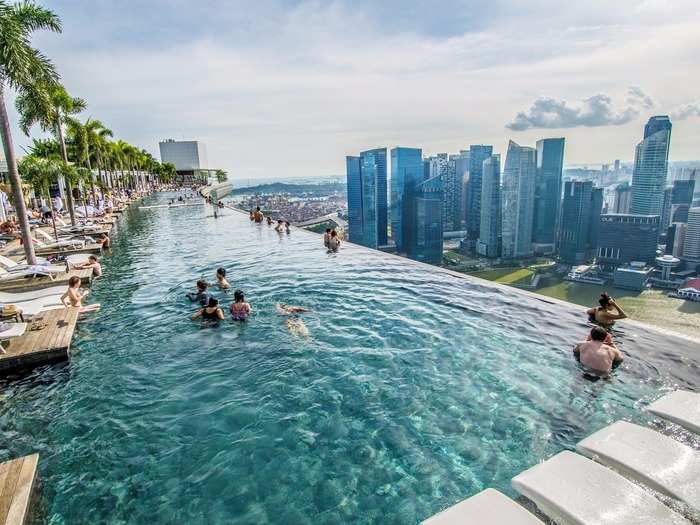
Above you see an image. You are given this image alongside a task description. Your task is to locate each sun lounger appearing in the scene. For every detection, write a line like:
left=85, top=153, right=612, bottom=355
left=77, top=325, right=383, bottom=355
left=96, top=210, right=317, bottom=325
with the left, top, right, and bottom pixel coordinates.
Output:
left=0, top=267, right=57, bottom=282
left=421, top=489, right=543, bottom=524
left=577, top=420, right=700, bottom=511
left=66, top=254, right=91, bottom=267
left=1, top=296, right=64, bottom=318
left=511, top=451, right=691, bottom=525
left=0, top=254, right=66, bottom=274
left=648, top=390, right=700, bottom=435
left=0, top=322, right=27, bottom=341
left=0, top=286, right=68, bottom=303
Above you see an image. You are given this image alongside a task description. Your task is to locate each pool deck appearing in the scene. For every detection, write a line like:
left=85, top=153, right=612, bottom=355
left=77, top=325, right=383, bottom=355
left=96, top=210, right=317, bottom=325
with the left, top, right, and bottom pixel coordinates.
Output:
left=0, top=269, right=92, bottom=293
left=0, top=308, right=80, bottom=375
left=0, top=454, right=39, bottom=525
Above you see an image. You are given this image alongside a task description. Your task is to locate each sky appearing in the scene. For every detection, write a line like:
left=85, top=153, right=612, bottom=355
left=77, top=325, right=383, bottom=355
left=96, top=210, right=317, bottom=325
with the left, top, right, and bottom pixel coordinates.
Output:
left=7, top=0, right=700, bottom=178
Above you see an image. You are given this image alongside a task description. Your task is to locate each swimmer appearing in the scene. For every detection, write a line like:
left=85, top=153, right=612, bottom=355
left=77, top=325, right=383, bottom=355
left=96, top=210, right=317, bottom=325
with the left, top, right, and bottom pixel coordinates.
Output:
left=285, top=221, right=291, bottom=234
left=328, top=230, right=341, bottom=251
left=186, top=279, right=210, bottom=306
left=249, top=210, right=255, bottom=221
left=276, top=303, right=311, bottom=315
left=266, top=216, right=273, bottom=226
left=275, top=220, right=284, bottom=233
left=191, top=297, right=225, bottom=323
left=230, top=289, right=252, bottom=321
left=216, top=267, right=230, bottom=289
left=98, top=233, right=111, bottom=250
left=573, top=326, right=624, bottom=375
left=586, top=292, right=627, bottom=328
left=254, top=206, right=264, bottom=223
left=61, top=276, right=100, bottom=313
left=286, top=317, right=310, bottom=338
left=323, top=228, right=331, bottom=248
left=73, top=254, right=102, bottom=277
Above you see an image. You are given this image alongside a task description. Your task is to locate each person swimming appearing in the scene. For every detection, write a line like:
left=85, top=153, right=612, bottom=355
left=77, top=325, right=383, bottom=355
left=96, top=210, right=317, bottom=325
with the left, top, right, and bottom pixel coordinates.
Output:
left=323, top=228, right=331, bottom=248
left=191, top=297, right=225, bottom=324
left=266, top=216, right=273, bottom=226
left=249, top=210, right=255, bottom=221
left=73, top=255, right=102, bottom=277
left=328, top=230, right=341, bottom=251
left=586, top=293, right=627, bottom=328
left=254, top=206, right=264, bottom=223
left=286, top=317, right=309, bottom=338
left=230, top=289, right=252, bottom=321
left=186, top=280, right=210, bottom=306
left=276, top=303, right=311, bottom=315
left=275, top=220, right=284, bottom=233
left=216, top=267, right=230, bottom=289
left=61, top=276, right=100, bottom=313
left=573, top=326, right=624, bottom=375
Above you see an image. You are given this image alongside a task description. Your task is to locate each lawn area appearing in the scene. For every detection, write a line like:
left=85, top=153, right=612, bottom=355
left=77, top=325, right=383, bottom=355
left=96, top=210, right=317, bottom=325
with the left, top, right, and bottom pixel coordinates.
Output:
left=469, top=267, right=535, bottom=285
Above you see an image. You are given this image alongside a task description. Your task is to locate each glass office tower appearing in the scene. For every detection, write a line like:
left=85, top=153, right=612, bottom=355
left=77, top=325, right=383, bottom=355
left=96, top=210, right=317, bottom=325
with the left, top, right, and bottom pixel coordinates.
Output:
left=532, top=138, right=565, bottom=251
left=630, top=116, right=672, bottom=216
left=502, top=141, right=537, bottom=258
left=346, top=148, right=388, bottom=249
left=390, top=147, right=423, bottom=254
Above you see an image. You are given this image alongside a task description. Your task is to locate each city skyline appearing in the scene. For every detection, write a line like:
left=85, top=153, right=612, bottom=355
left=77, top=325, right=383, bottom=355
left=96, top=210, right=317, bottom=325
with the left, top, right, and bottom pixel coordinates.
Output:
left=6, top=0, right=700, bottom=179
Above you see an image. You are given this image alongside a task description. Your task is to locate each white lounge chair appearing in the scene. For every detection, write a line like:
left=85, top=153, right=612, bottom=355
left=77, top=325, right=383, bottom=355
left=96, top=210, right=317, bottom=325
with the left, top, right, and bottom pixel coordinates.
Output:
left=0, top=267, right=58, bottom=282
left=511, top=451, right=691, bottom=525
left=0, top=254, right=66, bottom=274
left=421, top=489, right=543, bottom=524
left=648, top=391, right=700, bottom=435
left=0, top=286, right=69, bottom=303
left=65, top=253, right=91, bottom=267
left=577, top=420, right=700, bottom=511
left=32, top=236, right=85, bottom=251
left=0, top=322, right=27, bottom=341
left=1, top=296, right=64, bottom=318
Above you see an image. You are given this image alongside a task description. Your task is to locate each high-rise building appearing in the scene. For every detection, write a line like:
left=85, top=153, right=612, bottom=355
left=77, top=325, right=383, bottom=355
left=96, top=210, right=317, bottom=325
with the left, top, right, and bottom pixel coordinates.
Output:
left=597, top=214, right=660, bottom=268
left=532, top=138, right=565, bottom=253
left=410, top=176, right=444, bottom=264
left=476, top=154, right=501, bottom=257
left=558, top=181, right=602, bottom=264
left=502, top=141, right=536, bottom=258
left=666, top=223, right=687, bottom=258
left=159, top=139, right=208, bottom=170
left=660, top=186, right=673, bottom=234
left=683, top=208, right=700, bottom=264
left=466, top=145, right=493, bottom=240
left=390, top=147, right=423, bottom=254
left=614, top=159, right=621, bottom=172
left=454, top=151, right=470, bottom=227
left=345, top=148, right=388, bottom=249
left=426, top=153, right=459, bottom=233
left=671, top=179, right=695, bottom=223
left=630, top=116, right=672, bottom=216
left=613, top=182, right=632, bottom=214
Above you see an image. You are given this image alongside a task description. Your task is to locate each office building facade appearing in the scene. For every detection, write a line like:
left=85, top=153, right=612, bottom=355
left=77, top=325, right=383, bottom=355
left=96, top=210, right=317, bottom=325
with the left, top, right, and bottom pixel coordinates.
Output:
left=666, top=223, right=687, bottom=258
left=532, top=138, right=565, bottom=252
left=390, top=147, right=423, bottom=254
left=502, top=141, right=536, bottom=258
left=558, top=181, right=602, bottom=264
left=597, top=214, right=660, bottom=268
left=671, top=179, right=695, bottom=223
left=345, top=148, right=388, bottom=249
left=476, top=154, right=501, bottom=257
left=630, top=116, right=672, bottom=216
left=613, top=182, right=632, bottom=214
left=159, top=140, right=208, bottom=171
left=410, top=176, right=444, bottom=264
left=466, top=145, right=494, bottom=240
left=683, top=208, right=700, bottom=264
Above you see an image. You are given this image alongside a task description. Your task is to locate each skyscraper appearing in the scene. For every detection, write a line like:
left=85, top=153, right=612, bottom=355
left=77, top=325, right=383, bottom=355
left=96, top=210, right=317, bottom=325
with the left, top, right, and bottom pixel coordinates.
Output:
left=454, top=151, right=470, bottom=227
left=597, top=214, right=660, bottom=268
left=613, top=182, right=632, bottom=214
left=410, top=176, right=444, bottom=264
left=671, top=179, right=695, bottom=223
left=532, top=138, right=565, bottom=253
left=558, top=181, right=602, bottom=264
left=390, top=147, right=423, bottom=254
left=683, top=208, right=700, bottom=264
left=345, top=148, right=388, bottom=249
left=476, top=154, right=501, bottom=257
left=630, top=116, right=672, bottom=215
left=466, top=145, right=493, bottom=240
left=502, top=141, right=536, bottom=258
left=660, top=186, right=673, bottom=233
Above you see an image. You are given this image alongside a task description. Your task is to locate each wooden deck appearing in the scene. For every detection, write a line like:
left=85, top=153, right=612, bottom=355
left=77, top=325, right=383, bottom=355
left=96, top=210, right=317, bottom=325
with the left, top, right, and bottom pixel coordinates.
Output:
left=0, top=269, right=92, bottom=293
left=0, top=454, right=39, bottom=525
left=0, top=309, right=80, bottom=375
left=31, top=243, right=103, bottom=258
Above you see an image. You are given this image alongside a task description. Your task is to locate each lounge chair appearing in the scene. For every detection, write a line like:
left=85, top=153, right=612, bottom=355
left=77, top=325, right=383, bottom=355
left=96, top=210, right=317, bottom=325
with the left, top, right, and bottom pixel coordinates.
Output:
left=577, top=420, right=700, bottom=512
left=0, top=322, right=27, bottom=341
left=0, top=267, right=58, bottom=282
left=648, top=390, right=700, bottom=435
left=0, top=254, right=66, bottom=274
left=65, top=254, right=91, bottom=267
left=511, top=451, right=691, bottom=525
left=1, top=296, right=64, bottom=318
left=421, top=489, right=543, bottom=524
left=0, top=285, right=68, bottom=303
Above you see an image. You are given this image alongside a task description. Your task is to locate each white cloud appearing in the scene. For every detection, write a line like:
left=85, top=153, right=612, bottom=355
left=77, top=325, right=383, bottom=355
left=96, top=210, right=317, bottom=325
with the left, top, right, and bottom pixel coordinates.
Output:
left=671, top=102, right=700, bottom=120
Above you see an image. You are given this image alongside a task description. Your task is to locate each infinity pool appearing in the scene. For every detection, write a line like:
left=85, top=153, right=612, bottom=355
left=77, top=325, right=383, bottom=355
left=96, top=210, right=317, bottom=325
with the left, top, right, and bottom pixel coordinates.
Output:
left=1, top=192, right=699, bottom=524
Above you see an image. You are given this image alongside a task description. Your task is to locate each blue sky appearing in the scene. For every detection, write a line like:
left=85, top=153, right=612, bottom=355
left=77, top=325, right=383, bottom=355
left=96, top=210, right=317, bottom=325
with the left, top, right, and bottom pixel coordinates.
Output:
left=8, top=0, right=700, bottom=178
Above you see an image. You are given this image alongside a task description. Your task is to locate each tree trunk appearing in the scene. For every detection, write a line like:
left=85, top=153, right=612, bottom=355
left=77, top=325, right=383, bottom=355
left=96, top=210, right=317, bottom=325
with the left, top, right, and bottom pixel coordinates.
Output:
left=87, top=155, right=97, bottom=206
left=0, top=88, right=37, bottom=264
left=56, top=118, right=77, bottom=226
left=45, top=186, right=58, bottom=241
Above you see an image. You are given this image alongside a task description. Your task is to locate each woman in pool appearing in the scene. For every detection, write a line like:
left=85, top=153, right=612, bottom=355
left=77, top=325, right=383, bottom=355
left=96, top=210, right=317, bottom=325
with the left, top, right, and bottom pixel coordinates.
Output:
left=61, top=276, right=100, bottom=313
left=275, top=220, right=284, bottom=233
left=216, top=267, right=230, bottom=289
left=328, top=230, right=341, bottom=251
left=586, top=292, right=627, bottom=328
left=191, top=297, right=225, bottom=323
left=230, top=289, right=252, bottom=321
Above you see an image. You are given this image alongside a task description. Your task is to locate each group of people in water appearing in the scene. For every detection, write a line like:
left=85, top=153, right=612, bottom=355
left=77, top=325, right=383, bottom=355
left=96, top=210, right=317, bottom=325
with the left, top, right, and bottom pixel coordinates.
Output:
left=187, top=268, right=311, bottom=337
left=574, top=292, right=628, bottom=377
left=248, top=207, right=292, bottom=234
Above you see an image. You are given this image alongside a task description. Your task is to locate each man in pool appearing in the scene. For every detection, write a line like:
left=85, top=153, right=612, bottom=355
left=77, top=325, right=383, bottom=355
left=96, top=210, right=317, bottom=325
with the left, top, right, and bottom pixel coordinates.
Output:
left=573, top=326, right=624, bottom=375
left=253, top=206, right=264, bottom=223
left=186, top=280, right=210, bottom=306
left=73, top=255, right=102, bottom=277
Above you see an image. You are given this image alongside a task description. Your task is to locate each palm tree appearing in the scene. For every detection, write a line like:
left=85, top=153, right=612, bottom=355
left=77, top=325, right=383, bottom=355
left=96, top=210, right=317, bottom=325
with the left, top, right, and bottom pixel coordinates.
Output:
left=18, top=155, right=61, bottom=239
left=16, top=83, right=86, bottom=225
left=66, top=117, right=112, bottom=203
left=215, top=169, right=228, bottom=183
left=0, top=0, right=61, bottom=264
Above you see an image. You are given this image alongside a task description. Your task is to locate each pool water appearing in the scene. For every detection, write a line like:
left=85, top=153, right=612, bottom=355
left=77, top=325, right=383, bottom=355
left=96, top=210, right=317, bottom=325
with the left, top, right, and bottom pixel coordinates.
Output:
left=1, top=192, right=699, bottom=524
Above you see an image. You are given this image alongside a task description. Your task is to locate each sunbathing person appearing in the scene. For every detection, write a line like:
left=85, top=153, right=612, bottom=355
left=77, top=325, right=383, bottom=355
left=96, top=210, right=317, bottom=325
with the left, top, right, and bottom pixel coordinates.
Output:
left=586, top=293, right=627, bottom=328
left=230, top=289, right=252, bottom=321
left=216, top=267, right=230, bottom=289
left=573, top=326, right=624, bottom=375
left=191, top=297, right=225, bottom=324
left=61, top=276, right=100, bottom=313
left=73, top=255, right=102, bottom=277
left=186, top=280, right=210, bottom=305
left=276, top=303, right=311, bottom=315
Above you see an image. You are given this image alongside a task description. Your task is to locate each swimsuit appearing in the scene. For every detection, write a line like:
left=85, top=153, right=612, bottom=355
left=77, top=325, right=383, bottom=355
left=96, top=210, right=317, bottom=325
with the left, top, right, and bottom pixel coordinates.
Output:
left=202, top=307, right=221, bottom=321
left=230, top=303, right=249, bottom=321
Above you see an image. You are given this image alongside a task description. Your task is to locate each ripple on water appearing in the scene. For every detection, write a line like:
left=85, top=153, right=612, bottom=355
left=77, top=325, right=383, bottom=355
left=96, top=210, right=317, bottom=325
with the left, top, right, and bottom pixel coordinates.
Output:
left=0, top=192, right=699, bottom=524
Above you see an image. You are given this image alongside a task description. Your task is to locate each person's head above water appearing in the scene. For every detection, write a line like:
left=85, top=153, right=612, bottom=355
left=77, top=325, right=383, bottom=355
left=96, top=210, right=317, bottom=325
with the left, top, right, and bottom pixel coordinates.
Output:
left=207, top=297, right=219, bottom=308
left=599, top=292, right=612, bottom=309
left=234, top=289, right=245, bottom=302
left=330, top=230, right=337, bottom=238
left=590, top=326, right=608, bottom=341
left=217, top=267, right=226, bottom=278
left=256, top=206, right=261, bottom=212
left=88, top=255, right=98, bottom=263
left=325, top=228, right=331, bottom=234
left=196, top=279, right=208, bottom=291
left=68, top=276, right=81, bottom=288
left=277, top=220, right=283, bottom=224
